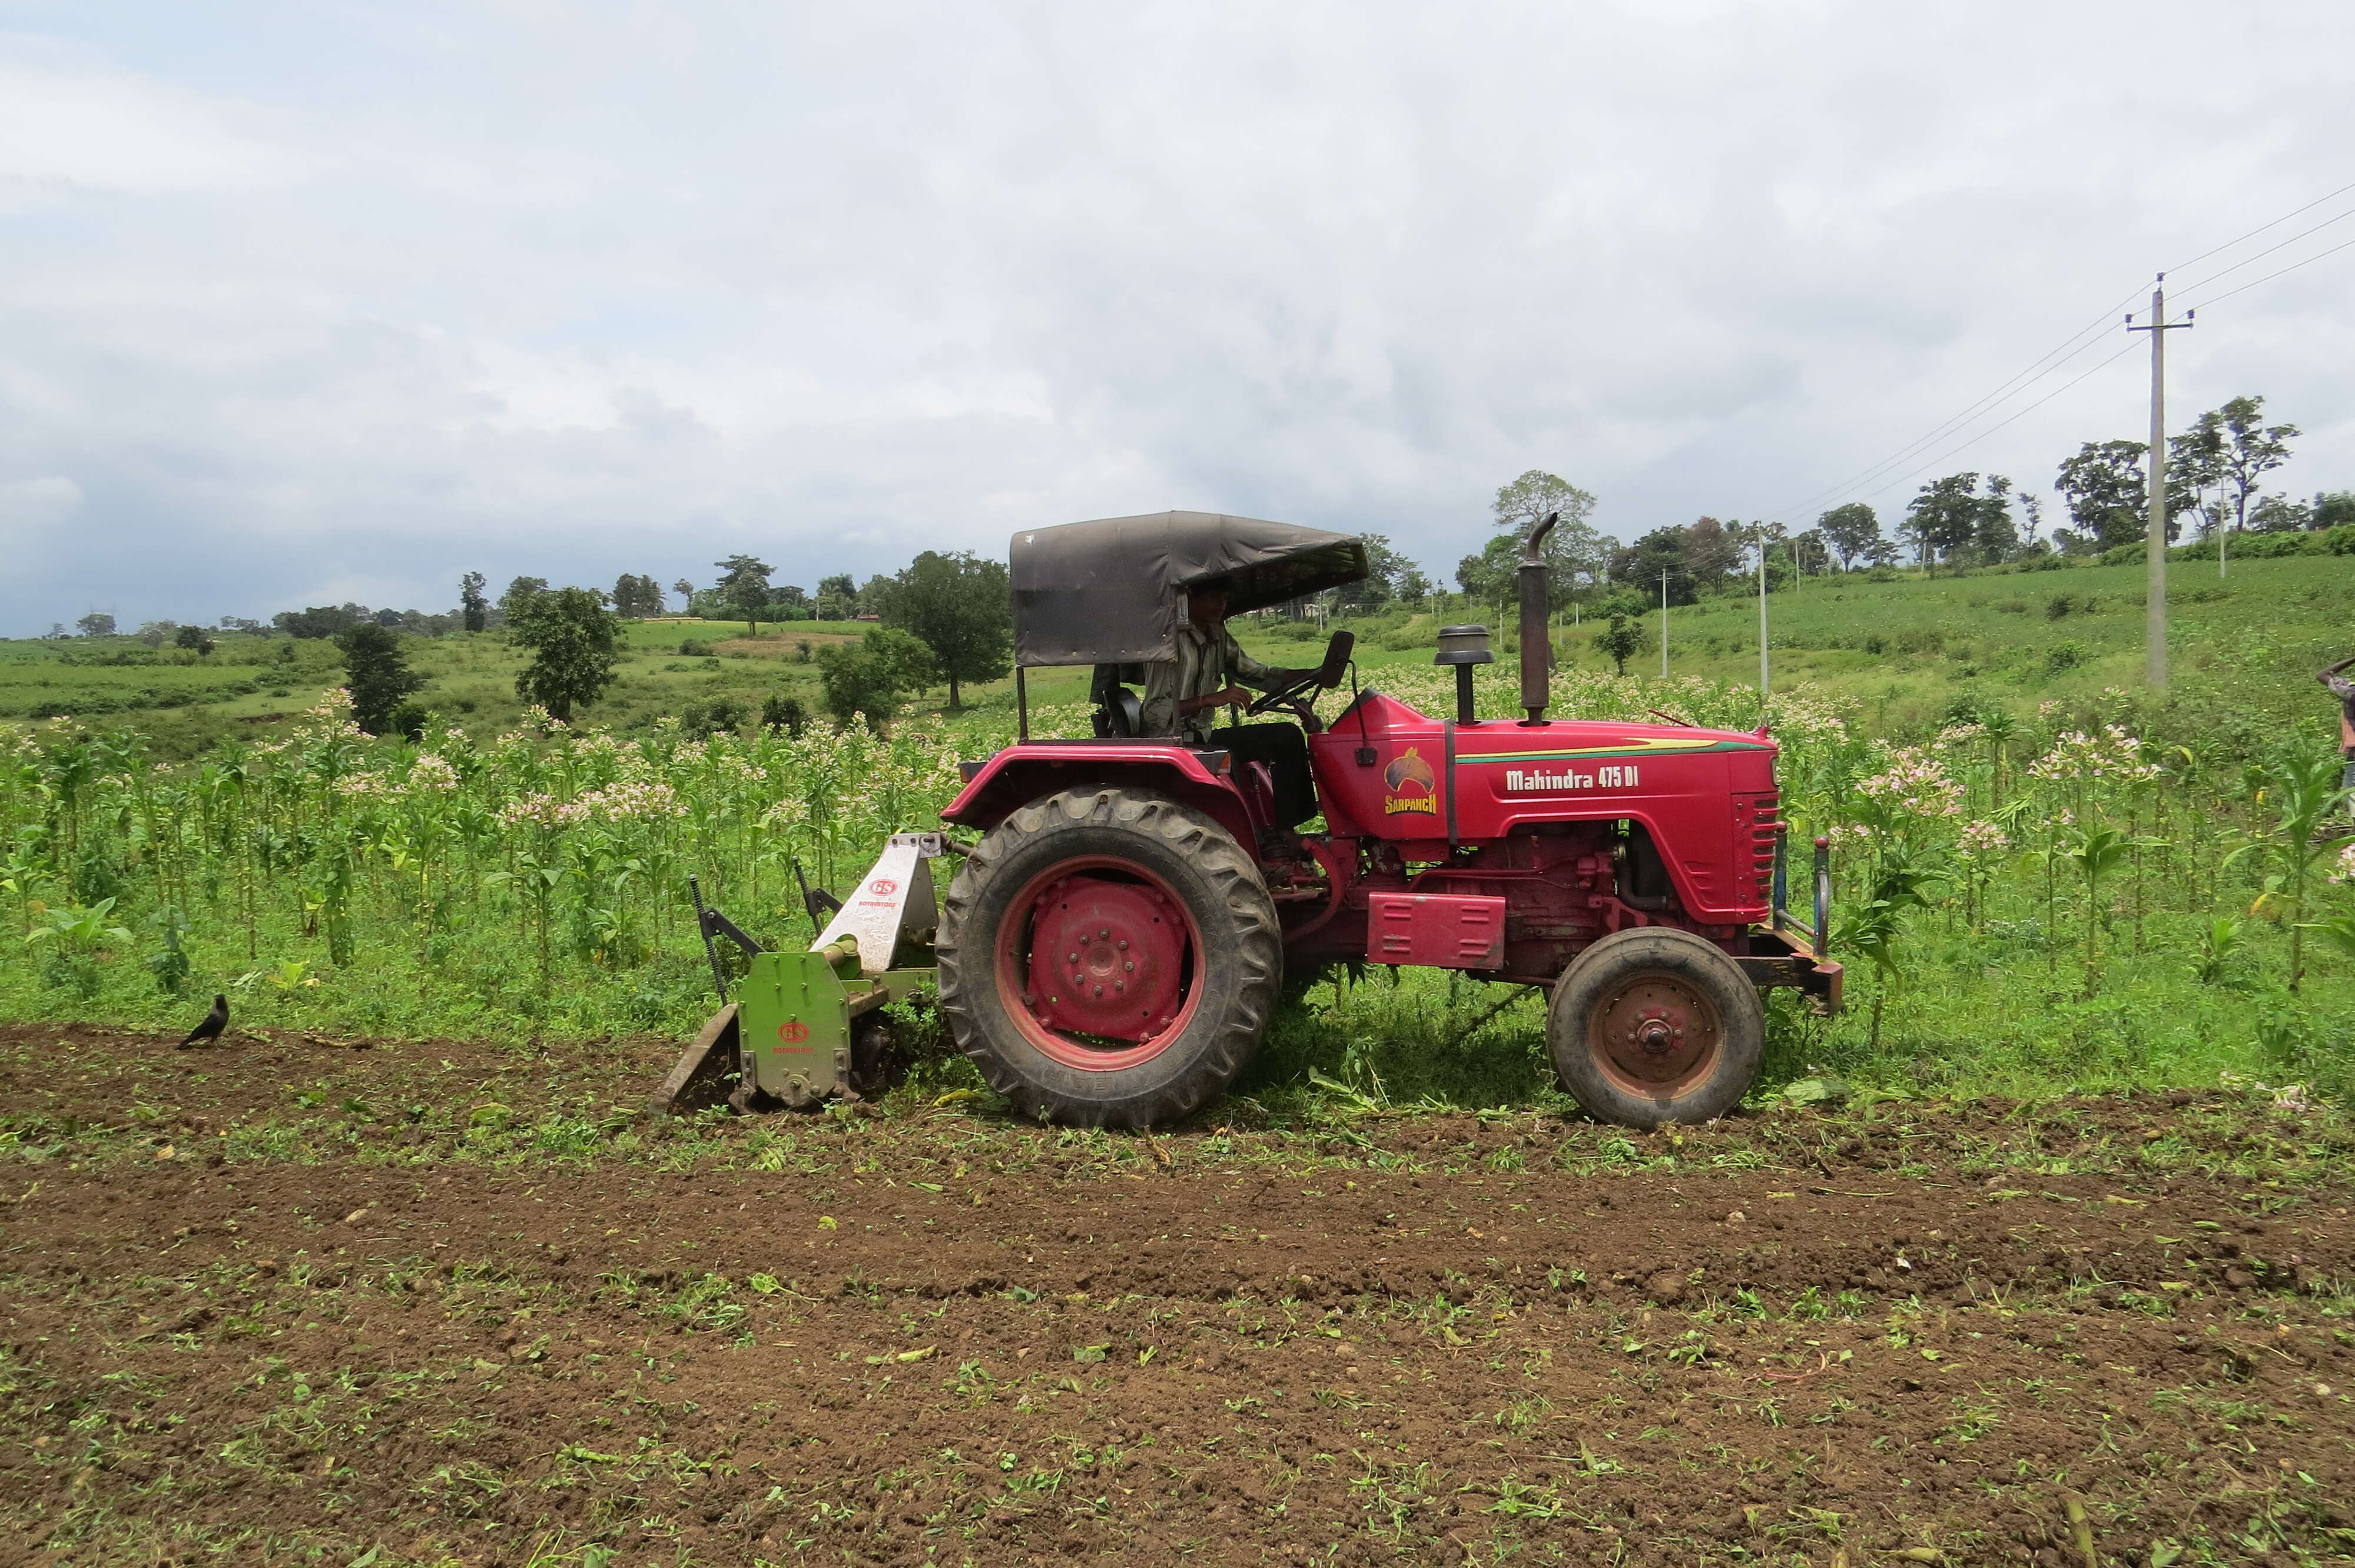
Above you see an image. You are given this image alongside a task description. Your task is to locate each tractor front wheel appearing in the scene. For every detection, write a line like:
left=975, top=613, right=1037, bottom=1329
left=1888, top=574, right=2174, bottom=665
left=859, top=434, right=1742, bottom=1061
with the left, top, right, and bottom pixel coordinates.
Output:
left=1548, top=926, right=1762, bottom=1128
left=937, top=787, right=1281, bottom=1128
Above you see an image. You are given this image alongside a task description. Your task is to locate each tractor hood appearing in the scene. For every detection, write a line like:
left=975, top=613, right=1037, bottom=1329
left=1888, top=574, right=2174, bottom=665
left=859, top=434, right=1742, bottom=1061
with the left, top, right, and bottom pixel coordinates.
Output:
left=1010, top=510, right=1368, bottom=667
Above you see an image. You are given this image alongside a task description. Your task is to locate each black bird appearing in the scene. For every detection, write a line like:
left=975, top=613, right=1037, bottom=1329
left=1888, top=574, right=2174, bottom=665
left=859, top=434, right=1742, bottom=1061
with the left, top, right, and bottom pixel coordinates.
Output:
left=177, top=994, right=229, bottom=1049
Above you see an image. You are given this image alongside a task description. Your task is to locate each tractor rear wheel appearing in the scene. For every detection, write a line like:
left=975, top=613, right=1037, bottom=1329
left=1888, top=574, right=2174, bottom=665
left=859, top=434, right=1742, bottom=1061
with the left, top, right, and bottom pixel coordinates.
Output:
left=937, top=786, right=1282, bottom=1128
left=1548, top=926, right=1762, bottom=1128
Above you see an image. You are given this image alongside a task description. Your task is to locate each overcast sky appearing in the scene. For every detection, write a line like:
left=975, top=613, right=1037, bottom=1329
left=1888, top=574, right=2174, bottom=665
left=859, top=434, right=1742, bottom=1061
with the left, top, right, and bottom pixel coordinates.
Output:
left=2, top=1, right=2350, bottom=634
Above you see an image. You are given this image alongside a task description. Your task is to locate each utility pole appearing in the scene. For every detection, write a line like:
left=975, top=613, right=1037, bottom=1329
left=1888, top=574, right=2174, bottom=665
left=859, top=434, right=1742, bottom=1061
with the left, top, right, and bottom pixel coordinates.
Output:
left=1659, top=569, right=1670, bottom=679
left=1756, top=536, right=1770, bottom=699
left=2127, top=275, right=2193, bottom=693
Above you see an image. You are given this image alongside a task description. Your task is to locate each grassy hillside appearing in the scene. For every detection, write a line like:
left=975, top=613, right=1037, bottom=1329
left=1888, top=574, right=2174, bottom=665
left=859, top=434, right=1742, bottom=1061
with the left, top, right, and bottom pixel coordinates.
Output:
left=1240, top=550, right=2355, bottom=754
left=0, top=617, right=880, bottom=758
left=2, top=549, right=2348, bottom=757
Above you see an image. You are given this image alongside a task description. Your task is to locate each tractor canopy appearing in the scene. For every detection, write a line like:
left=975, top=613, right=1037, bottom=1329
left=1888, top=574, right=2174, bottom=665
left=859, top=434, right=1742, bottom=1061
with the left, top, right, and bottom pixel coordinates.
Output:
left=1010, top=510, right=1368, bottom=667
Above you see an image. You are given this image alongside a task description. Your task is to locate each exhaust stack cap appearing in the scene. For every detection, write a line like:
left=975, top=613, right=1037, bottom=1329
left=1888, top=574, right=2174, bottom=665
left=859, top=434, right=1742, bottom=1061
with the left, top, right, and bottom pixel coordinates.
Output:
left=1434, top=625, right=1494, bottom=666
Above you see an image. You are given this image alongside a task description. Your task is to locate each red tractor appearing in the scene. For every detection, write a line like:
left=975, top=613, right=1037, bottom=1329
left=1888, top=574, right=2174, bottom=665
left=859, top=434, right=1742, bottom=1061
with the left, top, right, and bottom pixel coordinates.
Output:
left=934, top=510, right=1838, bottom=1129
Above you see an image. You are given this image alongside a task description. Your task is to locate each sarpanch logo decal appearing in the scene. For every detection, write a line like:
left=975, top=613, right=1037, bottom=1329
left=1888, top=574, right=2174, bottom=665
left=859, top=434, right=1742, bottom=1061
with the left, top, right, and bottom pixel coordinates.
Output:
left=1504, top=763, right=1640, bottom=792
left=1382, top=746, right=1439, bottom=815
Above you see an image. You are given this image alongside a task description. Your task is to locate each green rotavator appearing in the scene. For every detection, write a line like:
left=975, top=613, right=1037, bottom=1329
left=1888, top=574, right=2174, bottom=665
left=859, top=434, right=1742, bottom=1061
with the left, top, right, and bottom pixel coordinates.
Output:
left=648, top=832, right=954, bottom=1115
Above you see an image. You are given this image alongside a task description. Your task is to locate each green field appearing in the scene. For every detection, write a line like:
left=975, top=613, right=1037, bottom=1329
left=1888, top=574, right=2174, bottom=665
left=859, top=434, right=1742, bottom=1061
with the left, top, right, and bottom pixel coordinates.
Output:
left=0, top=550, right=2351, bottom=1112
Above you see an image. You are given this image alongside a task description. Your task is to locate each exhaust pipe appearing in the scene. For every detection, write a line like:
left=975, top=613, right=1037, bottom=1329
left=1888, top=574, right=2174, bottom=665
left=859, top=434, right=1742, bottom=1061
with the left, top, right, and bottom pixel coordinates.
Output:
left=1518, top=511, right=1557, bottom=725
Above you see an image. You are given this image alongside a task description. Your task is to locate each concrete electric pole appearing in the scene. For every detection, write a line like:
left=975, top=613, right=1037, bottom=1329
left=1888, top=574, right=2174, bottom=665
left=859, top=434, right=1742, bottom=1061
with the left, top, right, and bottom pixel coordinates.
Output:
left=1660, top=569, right=1670, bottom=679
left=2127, top=276, right=2193, bottom=693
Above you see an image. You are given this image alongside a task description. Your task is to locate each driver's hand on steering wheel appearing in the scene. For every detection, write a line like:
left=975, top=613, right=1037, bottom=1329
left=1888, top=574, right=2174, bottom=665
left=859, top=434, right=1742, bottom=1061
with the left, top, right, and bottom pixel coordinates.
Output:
left=1178, top=686, right=1253, bottom=719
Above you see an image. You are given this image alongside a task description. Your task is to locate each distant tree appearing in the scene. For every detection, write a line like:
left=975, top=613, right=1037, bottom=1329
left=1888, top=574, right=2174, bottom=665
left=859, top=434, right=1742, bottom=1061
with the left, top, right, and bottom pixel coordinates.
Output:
left=44, top=623, right=66, bottom=639
left=1333, top=533, right=1427, bottom=612
left=1786, top=527, right=1827, bottom=578
left=173, top=624, right=215, bottom=655
left=219, top=616, right=268, bottom=635
left=2198, top=395, right=2298, bottom=539
left=1593, top=614, right=1644, bottom=676
left=815, top=573, right=857, bottom=620
left=818, top=626, right=937, bottom=726
left=762, top=693, right=810, bottom=735
left=1973, top=476, right=2019, bottom=562
left=1608, top=529, right=1696, bottom=606
left=336, top=623, right=426, bottom=735
left=677, top=696, right=752, bottom=735
left=275, top=606, right=364, bottom=639
left=1903, top=475, right=1983, bottom=570
left=2311, top=491, right=2355, bottom=531
left=137, top=620, right=177, bottom=648
left=1491, top=470, right=1600, bottom=536
left=509, top=587, right=621, bottom=722
left=1395, top=564, right=1433, bottom=604
left=1459, top=471, right=1608, bottom=609
left=2247, top=494, right=2311, bottom=533
left=770, top=583, right=812, bottom=620
left=2165, top=420, right=2228, bottom=538
left=499, top=577, right=550, bottom=627
left=714, top=554, right=775, bottom=634
left=76, top=613, right=116, bottom=637
left=1816, top=503, right=1882, bottom=570
left=880, top=550, right=1010, bottom=708
left=2018, top=493, right=2045, bottom=552
left=459, top=571, right=489, bottom=633
left=609, top=573, right=664, bottom=618
left=2056, top=440, right=2187, bottom=550
left=1679, top=517, right=1740, bottom=589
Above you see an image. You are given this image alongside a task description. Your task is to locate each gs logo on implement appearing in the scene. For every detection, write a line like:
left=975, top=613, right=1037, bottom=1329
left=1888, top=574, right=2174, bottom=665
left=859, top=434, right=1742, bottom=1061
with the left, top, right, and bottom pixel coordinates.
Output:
left=776, top=1020, right=811, bottom=1044
left=1381, top=746, right=1439, bottom=816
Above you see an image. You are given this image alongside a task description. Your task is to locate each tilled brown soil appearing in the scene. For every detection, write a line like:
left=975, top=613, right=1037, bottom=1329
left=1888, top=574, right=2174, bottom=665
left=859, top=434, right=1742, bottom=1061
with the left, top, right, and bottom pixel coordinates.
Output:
left=3, top=1023, right=2353, bottom=1566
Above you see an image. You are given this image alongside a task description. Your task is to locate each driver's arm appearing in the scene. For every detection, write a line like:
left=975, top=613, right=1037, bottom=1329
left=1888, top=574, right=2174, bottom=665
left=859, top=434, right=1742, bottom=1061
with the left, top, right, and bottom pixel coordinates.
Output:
left=1222, top=629, right=1312, bottom=690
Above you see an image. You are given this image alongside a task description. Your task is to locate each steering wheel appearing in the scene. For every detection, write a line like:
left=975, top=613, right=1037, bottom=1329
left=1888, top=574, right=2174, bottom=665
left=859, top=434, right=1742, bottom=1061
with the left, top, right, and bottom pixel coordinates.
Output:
left=1243, top=630, right=1354, bottom=725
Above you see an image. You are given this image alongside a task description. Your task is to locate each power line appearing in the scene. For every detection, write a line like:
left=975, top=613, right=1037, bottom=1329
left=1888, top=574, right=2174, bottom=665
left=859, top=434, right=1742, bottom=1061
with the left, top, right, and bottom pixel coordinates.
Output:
left=1761, top=284, right=2143, bottom=526
left=2170, top=203, right=2355, bottom=297
left=1760, top=174, right=2355, bottom=529
left=2181, top=230, right=2355, bottom=311
left=1846, top=340, right=2142, bottom=508
left=2167, top=175, right=2355, bottom=274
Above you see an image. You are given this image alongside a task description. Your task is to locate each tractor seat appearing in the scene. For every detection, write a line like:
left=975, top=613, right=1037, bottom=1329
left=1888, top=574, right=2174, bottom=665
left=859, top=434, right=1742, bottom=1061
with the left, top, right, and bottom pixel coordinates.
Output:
left=1090, top=662, right=1147, bottom=738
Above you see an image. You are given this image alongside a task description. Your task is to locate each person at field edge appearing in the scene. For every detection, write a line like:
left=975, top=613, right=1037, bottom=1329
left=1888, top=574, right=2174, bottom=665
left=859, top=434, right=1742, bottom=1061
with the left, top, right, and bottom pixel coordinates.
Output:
left=2322, top=653, right=2355, bottom=792
left=1139, top=582, right=1319, bottom=745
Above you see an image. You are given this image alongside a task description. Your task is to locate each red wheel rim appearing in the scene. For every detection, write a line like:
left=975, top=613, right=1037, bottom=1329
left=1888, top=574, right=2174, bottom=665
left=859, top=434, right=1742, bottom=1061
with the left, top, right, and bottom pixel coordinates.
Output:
left=1587, top=970, right=1724, bottom=1099
left=993, top=855, right=1203, bottom=1071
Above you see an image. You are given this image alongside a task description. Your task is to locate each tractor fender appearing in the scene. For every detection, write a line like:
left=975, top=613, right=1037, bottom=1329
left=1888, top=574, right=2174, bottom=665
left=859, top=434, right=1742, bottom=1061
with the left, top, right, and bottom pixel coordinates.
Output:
left=942, top=744, right=1259, bottom=850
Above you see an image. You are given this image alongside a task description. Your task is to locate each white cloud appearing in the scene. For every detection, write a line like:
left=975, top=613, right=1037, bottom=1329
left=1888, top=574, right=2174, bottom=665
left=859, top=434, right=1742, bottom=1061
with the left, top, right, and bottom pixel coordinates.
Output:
left=0, top=55, right=312, bottom=207
left=0, top=1, right=2349, bottom=632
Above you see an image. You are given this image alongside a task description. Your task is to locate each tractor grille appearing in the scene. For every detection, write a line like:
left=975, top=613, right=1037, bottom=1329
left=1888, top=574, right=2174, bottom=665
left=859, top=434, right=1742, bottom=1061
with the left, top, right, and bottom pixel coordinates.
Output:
left=1745, top=792, right=1782, bottom=908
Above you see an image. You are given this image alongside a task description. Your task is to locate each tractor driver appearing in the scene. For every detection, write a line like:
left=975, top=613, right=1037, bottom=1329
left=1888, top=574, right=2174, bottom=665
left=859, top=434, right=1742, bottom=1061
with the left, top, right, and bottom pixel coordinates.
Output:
left=1140, top=583, right=1320, bottom=746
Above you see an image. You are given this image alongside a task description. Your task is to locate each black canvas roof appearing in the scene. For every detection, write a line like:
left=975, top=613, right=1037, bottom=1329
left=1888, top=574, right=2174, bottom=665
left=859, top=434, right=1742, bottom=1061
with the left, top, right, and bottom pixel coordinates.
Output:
left=1010, top=510, right=1368, bottom=667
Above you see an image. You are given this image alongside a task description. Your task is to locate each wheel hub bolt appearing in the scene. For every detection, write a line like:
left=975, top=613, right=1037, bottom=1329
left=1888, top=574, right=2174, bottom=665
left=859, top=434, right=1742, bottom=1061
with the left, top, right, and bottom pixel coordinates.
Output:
left=1124, top=961, right=1135, bottom=972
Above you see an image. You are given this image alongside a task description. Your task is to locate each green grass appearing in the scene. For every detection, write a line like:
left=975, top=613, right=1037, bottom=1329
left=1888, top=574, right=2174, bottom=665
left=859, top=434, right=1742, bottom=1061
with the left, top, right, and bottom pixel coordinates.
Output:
left=1, top=554, right=2351, bottom=1111
left=1243, top=550, right=2355, bottom=750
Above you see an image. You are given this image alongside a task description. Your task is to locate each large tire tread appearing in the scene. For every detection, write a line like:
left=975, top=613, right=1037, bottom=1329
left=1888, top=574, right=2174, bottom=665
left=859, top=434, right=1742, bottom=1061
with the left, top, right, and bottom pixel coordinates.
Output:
left=936, top=787, right=1281, bottom=1128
